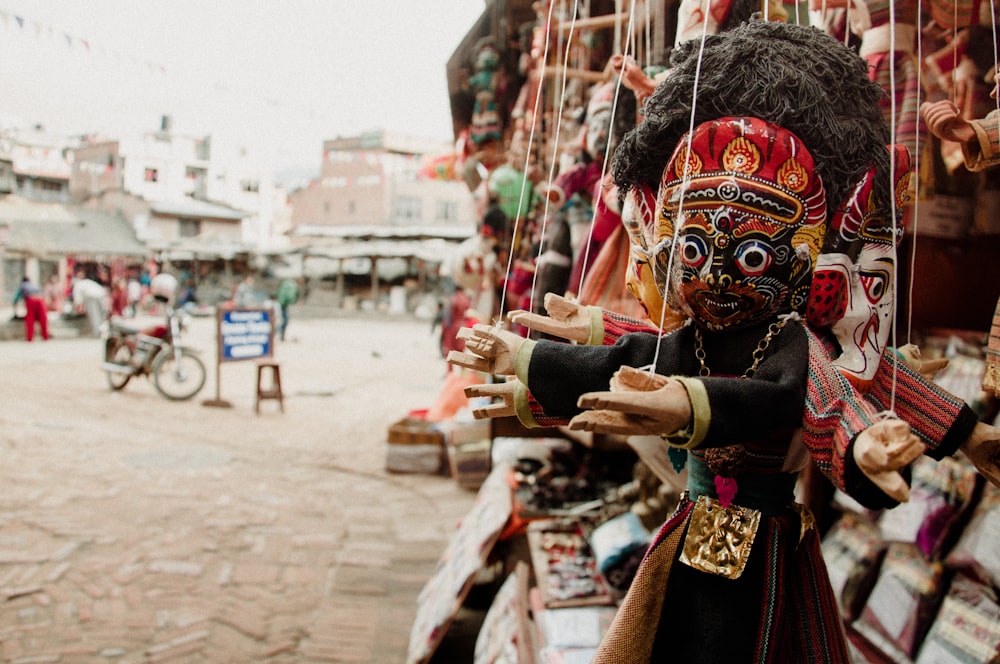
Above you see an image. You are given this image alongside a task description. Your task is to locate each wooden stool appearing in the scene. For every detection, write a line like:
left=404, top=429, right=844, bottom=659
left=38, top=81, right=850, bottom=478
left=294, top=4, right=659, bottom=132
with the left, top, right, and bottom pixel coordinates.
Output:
left=255, top=359, right=284, bottom=414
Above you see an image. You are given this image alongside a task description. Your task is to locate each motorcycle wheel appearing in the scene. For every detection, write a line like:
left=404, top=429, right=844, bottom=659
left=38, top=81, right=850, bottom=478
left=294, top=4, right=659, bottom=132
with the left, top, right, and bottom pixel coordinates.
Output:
left=152, top=349, right=207, bottom=401
left=105, top=340, right=133, bottom=391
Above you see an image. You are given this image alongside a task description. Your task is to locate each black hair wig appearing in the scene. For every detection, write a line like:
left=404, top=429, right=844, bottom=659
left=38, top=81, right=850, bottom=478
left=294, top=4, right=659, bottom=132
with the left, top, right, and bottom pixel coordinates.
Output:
left=612, top=19, right=893, bottom=216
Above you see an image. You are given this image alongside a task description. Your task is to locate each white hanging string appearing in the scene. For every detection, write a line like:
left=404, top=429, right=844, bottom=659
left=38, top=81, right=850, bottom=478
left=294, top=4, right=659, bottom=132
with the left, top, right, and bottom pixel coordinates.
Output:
left=524, top=0, right=581, bottom=319
left=497, top=1, right=557, bottom=323
left=573, top=0, right=638, bottom=297
left=906, top=0, right=923, bottom=344
left=645, top=0, right=652, bottom=61
left=886, top=0, right=901, bottom=415
left=992, top=0, right=1000, bottom=117
left=648, top=4, right=713, bottom=373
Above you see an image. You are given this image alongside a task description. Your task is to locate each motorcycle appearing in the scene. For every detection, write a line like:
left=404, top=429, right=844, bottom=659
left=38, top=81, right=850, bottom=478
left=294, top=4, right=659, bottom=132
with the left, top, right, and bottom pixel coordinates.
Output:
left=101, top=304, right=207, bottom=401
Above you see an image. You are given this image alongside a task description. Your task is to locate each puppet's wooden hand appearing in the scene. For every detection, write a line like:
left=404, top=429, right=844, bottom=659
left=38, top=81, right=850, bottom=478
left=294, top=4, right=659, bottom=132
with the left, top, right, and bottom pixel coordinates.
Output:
left=854, top=419, right=924, bottom=503
left=464, top=380, right=518, bottom=420
left=896, top=344, right=949, bottom=379
left=569, top=366, right=692, bottom=436
left=961, top=422, right=1000, bottom=489
left=610, top=54, right=658, bottom=105
left=920, top=100, right=977, bottom=144
left=446, top=324, right=523, bottom=375
left=507, top=293, right=591, bottom=343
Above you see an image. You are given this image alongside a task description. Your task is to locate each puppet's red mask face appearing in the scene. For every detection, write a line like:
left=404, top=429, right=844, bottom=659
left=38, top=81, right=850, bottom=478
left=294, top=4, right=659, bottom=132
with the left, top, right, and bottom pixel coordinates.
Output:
left=806, top=145, right=910, bottom=388
left=657, top=117, right=827, bottom=331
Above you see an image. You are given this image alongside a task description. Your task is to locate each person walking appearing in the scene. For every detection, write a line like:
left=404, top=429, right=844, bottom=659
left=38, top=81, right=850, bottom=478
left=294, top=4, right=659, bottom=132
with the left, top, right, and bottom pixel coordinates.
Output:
left=43, top=274, right=66, bottom=313
left=72, top=269, right=107, bottom=338
left=13, top=277, right=49, bottom=341
left=233, top=274, right=256, bottom=308
left=275, top=278, right=300, bottom=341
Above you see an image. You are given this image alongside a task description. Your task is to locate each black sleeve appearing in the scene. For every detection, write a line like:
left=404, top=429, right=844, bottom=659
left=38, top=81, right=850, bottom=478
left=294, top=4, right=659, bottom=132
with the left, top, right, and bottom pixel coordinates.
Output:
left=695, top=324, right=808, bottom=449
left=527, top=331, right=684, bottom=419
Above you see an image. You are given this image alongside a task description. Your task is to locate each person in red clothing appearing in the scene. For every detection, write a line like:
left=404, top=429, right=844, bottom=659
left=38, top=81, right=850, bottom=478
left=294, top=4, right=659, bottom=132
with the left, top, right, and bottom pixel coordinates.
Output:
left=13, top=277, right=49, bottom=341
left=109, top=278, right=128, bottom=318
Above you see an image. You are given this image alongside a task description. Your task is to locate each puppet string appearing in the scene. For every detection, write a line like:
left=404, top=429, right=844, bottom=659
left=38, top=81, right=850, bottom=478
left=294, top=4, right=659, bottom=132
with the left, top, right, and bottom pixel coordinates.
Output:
left=950, top=5, right=960, bottom=104
left=647, top=2, right=712, bottom=376
left=525, top=0, right=580, bottom=318
left=574, top=0, right=638, bottom=297
left=844, top=0, right=851, bottom=46
left=644, top=0, right=651, bottom=63
left=887, top=0, right=900, bottom=414
left=498, top=0, right=556, bottom=321
left=905, top=0, right=924, bottom=344
left=992, top=0, right=1000, bottom=119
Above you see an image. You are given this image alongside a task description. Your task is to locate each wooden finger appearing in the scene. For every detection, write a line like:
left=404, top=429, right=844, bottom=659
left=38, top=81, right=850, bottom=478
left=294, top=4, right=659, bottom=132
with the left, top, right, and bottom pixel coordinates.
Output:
left=446, top=350, right=488, bottom=373
left=472, top=403, right=515, bottom=419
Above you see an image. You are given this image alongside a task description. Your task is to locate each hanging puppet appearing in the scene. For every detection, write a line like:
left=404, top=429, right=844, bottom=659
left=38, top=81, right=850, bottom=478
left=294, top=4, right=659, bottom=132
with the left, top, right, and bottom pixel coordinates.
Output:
left=467, top=38, right=505, bottom=147
left=448, top=20, right=1000, bottom=663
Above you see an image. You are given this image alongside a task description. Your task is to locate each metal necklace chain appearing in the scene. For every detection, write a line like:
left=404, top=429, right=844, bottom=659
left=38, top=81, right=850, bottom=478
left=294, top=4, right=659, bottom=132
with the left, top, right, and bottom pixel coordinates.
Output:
left=693, top=317, right=790, bottom=378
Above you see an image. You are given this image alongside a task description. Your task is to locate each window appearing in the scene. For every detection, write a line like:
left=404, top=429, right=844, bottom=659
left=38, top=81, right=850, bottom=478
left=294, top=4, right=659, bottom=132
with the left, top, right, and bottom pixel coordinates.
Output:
left=144, top=168, right=159, bottom=182
left=240, top=179, right=259, bottom=193
left=435, top=201, right=457, bottom=222
left=179, top=218, right=201, bottom=238
left=393, top=196, right=422, bottom=222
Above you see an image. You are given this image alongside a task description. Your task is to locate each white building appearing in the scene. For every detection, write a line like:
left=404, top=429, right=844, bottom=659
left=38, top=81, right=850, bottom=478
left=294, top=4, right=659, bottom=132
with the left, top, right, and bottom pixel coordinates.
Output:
left=70, top=116, right=289, bottom=258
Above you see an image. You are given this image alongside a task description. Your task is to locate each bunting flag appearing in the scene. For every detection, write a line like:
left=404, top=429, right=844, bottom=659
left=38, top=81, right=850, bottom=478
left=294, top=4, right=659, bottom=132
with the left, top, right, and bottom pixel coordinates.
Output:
left=0, top=8, right=169, bottom=76
left=0, top=7, right=325, bottom=128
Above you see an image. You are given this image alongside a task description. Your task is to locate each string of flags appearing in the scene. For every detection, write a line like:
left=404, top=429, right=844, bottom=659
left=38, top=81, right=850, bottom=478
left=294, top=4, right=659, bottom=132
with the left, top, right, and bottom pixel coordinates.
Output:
left=0, top=8, right=167, bottom=75
left=0, top=8, right=324, bottom=123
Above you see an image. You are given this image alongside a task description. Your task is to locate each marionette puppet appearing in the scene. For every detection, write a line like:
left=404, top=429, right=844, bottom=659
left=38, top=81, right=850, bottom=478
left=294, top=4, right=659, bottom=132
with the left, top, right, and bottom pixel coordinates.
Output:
left=448, top=21, right=1000, bottom=663
left=921, top=64, right=1000, bottom=172
left=461, top=19, right=998, bottom=492
left=468, top=38, right=505, bottom=148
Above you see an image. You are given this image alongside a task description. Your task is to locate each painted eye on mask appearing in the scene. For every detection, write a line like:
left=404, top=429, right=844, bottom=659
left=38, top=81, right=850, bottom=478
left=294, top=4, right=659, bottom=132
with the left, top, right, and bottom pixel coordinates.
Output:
left=680, top=235, right=708, bottom=268
left=859, top=269, right=890, bottom=304
left=734, top=240, right=774, bottom=276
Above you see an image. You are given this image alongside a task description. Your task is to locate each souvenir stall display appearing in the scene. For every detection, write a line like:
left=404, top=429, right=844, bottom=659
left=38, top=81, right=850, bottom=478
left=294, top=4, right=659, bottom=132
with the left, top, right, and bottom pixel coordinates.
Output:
left=406, top=0, right=1000, bottom=661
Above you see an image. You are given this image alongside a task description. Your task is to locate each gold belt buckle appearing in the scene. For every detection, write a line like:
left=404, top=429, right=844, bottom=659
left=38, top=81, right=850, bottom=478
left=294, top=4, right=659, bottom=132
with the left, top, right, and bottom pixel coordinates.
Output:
left=680, top=495, right=761, bottom=580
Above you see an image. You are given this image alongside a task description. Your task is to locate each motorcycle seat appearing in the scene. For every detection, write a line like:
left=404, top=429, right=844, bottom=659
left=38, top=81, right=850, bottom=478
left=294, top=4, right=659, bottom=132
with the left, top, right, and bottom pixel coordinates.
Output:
left=109, top=319, right=143, bottom=335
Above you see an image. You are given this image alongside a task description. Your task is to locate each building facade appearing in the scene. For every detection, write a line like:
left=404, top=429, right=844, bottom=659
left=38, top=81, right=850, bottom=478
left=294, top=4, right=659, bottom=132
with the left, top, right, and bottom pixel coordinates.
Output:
left=69, top=116, right=288, bottom=257
left=288, top=130, right=476, bottom=233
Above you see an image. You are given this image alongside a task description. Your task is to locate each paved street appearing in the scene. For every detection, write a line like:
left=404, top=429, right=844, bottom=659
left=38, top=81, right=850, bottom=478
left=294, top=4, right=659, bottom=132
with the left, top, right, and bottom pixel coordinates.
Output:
left=0, top=312, right=476, bottom=662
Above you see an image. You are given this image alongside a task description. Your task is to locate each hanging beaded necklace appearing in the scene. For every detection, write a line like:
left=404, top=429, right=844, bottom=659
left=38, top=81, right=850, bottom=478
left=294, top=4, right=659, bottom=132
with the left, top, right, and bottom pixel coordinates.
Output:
left=693, top=316, right=791, bottom=378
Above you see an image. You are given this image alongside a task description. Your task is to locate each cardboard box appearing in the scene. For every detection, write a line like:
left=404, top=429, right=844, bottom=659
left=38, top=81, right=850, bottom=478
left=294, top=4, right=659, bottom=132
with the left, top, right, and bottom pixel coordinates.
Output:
left=385, top=442, right=445, bottom=474
left=445, top=417, right=492, bottom=490
left=447, top=439, right=492, bottom=490
left=387, top=417, right=445, bottom=446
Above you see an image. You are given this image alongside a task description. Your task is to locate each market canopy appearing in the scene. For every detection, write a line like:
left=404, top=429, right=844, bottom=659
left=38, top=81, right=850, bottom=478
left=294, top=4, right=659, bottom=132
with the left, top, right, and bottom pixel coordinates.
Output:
left=0, top=198, right=147, bottom=257
left=150, top=199, right=247, bottom=222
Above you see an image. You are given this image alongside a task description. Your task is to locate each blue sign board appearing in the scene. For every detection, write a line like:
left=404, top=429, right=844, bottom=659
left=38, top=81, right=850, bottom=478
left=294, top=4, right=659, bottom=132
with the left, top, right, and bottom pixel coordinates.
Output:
left=219, top=309, right=273, bottom=361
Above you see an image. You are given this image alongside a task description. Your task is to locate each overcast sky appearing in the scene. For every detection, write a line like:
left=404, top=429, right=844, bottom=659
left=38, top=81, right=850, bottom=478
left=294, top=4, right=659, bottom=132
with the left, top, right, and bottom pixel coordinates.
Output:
left=0, top=1, right=485, bottom=173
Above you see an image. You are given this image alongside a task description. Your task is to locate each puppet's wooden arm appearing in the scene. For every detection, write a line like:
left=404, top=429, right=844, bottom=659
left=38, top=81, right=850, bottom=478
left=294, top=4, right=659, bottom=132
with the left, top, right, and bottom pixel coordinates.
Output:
left=960, top=423, right=1000, bottom=488
left=507, top=292, right=593, bottom=343
left=920, top=100, right=978, bottom=144
left=853, top=420, right=924, bottom=503
left=895, top=343, right=949, bottom=378
left=464, top=380, right=517, bottom=419
left=569, top=365, right=693, bottom=436
left=446, top=324, right=525, bottom=376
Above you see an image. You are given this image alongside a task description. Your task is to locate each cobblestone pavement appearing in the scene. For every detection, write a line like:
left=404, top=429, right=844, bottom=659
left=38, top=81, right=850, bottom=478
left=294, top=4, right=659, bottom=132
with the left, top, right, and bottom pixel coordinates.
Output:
left=0, top=313, right=476, bottom=663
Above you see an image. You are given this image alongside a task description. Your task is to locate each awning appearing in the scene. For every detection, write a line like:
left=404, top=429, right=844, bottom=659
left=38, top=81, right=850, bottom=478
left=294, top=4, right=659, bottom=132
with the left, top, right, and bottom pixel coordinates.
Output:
left=150, top=199, right=247, bottom=221
left=0, top=199, right=147, bottom=257
left=289, top=224, right=475, bottom=242
left=302, top=238, right=459, bottom=264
